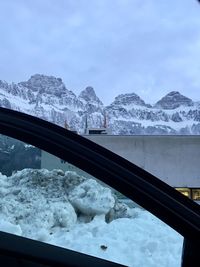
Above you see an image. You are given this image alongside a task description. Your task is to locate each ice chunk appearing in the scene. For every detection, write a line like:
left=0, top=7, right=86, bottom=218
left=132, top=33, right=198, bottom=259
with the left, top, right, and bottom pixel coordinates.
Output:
left=69, top=179, right=115, bottom=215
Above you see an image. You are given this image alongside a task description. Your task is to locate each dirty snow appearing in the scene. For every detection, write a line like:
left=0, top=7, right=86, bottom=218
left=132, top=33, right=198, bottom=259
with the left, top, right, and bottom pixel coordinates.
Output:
left=0, top=169, right=183, bottom=267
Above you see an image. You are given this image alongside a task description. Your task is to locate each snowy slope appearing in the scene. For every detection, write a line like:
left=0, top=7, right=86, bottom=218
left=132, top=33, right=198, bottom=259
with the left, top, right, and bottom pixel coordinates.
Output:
left=1, top=74, right=200, bottom=134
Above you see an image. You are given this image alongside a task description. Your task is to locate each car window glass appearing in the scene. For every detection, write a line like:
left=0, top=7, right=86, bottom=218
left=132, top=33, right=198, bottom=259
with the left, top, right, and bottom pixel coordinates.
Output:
left=0, top=134, right=183, bottom=267
left=85, top=135, right=200, bottom=204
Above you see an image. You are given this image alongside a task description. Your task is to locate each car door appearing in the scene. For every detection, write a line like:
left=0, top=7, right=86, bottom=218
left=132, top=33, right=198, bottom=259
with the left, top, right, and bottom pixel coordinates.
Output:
left=0, top=107, right=199, bottom=267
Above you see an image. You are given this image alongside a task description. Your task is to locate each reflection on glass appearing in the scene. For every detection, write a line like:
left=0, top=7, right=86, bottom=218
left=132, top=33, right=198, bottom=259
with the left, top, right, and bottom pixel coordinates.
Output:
left=0, top=134, right=183, bottom=267
left=192, top=189, right=200, bottom=201
left=0, top=134, right=41, bottom=176
left=175, top=188, right=191, bottom=198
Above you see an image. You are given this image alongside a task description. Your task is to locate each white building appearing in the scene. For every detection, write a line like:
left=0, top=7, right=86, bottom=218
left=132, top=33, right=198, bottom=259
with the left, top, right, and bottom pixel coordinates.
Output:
left=41, top=135, right=200, bottom=202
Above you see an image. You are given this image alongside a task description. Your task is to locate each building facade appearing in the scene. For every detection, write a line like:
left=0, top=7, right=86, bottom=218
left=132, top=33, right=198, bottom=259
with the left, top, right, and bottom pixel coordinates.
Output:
left=41, top=135, right=200, bottom=201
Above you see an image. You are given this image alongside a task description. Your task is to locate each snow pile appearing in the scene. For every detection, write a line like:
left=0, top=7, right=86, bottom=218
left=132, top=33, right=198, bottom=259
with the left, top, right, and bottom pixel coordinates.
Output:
left=69, top=179, right=115, bottom=216
left=52, top=212, right=182, bottom=267
left=0, top=169, right=116, bottom=236
left=0, top=169, right=183, bottom=267
left=0, top=169, right=79, bottom=237
left=0, top=220, right=22, bottom=236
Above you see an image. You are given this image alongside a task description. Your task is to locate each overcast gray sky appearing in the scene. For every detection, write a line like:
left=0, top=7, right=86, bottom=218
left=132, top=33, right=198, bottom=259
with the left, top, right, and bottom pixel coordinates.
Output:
left=0, top=0, right=200, bottom=105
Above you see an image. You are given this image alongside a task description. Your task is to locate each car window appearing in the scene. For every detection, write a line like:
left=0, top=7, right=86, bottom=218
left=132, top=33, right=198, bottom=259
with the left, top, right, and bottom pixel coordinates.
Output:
left=0, top=133, right=183, bottom=267
left=84, top=135, right=200, bottom=204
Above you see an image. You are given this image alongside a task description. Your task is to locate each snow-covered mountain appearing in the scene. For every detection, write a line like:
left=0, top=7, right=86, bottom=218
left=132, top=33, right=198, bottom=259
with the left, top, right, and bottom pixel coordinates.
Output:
left=1, top=74, right=200, bottom=134
left=154, top=91, right=193, bottom=109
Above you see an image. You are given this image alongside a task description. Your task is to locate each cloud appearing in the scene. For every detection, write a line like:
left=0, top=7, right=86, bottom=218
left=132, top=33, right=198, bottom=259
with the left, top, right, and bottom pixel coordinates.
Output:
left=0, top=0, right=200, bottom=104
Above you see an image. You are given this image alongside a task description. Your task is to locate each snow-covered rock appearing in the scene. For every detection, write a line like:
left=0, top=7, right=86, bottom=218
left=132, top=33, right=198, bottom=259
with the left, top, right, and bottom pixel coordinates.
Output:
left=79, top=86, right=103, bottom=106
left=111, top=93, right=149, bottom=107
left=19, top=74, right=67, bottom=96
left=78, top=86, right=104, bottom=117
left=106, top=91, right=199, bottom=134
left=154, top=91, right=193, bottom=109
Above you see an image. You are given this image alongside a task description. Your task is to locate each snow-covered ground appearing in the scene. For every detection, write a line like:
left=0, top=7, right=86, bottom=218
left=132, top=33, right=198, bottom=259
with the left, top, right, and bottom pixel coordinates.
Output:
left=0, top=169, right=183, bottom=267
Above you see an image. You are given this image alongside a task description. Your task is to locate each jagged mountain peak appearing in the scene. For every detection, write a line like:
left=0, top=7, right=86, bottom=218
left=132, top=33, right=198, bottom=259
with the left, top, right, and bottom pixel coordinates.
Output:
left=1, top=74, right=200, bottom=135
left=111, top=93, right=148, bottom=107
left=79, top=86, right=103, bottom=105
left=166, top=91, right=180, bottom=96
left=155, top=91, right=193, bottom=110
left=0, top=80, right=9, bottom=88
left=82, top=86, right=95, bottom=95
left=31, top=74, right=64, bottom=84
left=19, top=74, right=68, bottom=96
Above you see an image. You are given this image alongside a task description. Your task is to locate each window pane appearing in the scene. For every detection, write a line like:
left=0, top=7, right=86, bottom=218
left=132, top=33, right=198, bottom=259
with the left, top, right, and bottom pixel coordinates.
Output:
left=0, top=134, right=183, bottom=267
left=175, top=188, right=191, bottom=199
left=192, top=189, right=200, bottom=201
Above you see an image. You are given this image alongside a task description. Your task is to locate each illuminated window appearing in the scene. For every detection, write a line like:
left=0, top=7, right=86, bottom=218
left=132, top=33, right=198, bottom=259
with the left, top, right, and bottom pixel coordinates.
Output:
left=175, top=188, right=191, bottom=199
left=192, top=189, right=200, bottom=201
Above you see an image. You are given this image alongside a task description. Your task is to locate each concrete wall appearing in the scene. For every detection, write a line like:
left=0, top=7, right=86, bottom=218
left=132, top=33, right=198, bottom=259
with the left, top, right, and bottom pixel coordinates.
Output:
left=41, top=135, right=200, bottom=187
left=84, top=135, right=200, bottom=187
left=41, top=153, right=94, bottom=179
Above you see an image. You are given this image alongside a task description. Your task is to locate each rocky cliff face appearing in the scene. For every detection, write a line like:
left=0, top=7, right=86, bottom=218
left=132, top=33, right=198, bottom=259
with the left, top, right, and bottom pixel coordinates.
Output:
left=110, top=93, right=150, bottom=107
left=154, top=91, right=193, bottom=110
left=0, top=74, right=200, bottom=134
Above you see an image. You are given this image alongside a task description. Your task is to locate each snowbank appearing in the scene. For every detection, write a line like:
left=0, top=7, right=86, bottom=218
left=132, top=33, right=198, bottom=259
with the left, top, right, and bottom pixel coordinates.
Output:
left=0, top=169, right=183, bottom=267
left=69, top=179, right=115, bottom=215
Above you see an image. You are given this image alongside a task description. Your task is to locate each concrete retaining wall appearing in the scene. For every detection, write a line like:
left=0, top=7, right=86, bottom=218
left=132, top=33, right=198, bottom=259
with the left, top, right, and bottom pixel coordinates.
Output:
left=84, top=135, right=200, bottom=187
left=41, top=135, right=200, bottom=187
